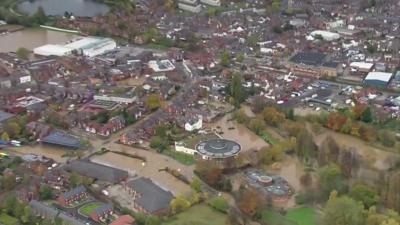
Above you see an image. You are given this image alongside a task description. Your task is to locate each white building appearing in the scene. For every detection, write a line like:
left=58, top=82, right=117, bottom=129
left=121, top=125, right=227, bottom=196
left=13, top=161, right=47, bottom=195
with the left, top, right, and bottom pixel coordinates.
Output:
left=148, top=60, right=175, bottom=72
left=308, top=30, right=340, bottom=41
left=93, top=95, right=137, bottom=104
left=34, top=37, right=116, bottom=57
left=178, top=0, right=202, bottom=13
left=200, top=0, right=221, bottom=6
left=184, top=116, right=202, bottom=132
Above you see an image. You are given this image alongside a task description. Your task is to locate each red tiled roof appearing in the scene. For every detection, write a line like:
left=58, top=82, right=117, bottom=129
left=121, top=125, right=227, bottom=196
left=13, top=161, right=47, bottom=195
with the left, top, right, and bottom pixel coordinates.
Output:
left=109, top=215, right=135, bottom=225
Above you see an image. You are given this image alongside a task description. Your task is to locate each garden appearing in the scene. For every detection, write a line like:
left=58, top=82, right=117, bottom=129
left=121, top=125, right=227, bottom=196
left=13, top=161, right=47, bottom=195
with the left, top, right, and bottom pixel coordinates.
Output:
left=163, top=204, right=227, bottom=225
left=78, top=202, right=102, bottom=217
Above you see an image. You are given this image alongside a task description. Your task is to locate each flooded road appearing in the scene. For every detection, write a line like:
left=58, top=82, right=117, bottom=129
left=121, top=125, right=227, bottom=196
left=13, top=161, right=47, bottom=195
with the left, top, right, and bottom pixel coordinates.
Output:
left=91, top=147, right=193, bottom=195
left=8, top=144, right=72, bottom=163
left=212, top=113, right=269, bottom=152
left=0, top=28, right=78, bottom=52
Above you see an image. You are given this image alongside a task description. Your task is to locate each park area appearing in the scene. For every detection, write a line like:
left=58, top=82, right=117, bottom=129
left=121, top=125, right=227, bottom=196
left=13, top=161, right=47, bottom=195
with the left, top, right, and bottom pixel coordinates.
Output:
left=163, top=204, right=227, bottom=225
left=262, top=206, right=317, bottom=225
left=79, top=202, right=102, bottom=217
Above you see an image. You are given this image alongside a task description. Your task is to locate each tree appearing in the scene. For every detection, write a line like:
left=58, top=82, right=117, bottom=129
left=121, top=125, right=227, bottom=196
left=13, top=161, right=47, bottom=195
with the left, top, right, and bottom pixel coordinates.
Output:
left=149, top=136, right=168, bottom=152
left=190, top=178, right=202, bottom=193
left=16, top=47, right=30, bottom=60
left=381, top=219, right=400, bottom=225
left=318, top=136, right=340, bottom=166
left=300, top=173, right=313, bottom=188
left=220, top=51, right=231, bottom=67
left=295, top=130, right=318, bottom=159
left=249, top=117, right=265, bottom=135
left=170, top=194, right=191, bottom=214
left=318, top=164, right=347, bottom=198
left=378, top=130, right=396, bottom=147
left=251, top=95, right=267, bottom=114
left=3, top=195, right=17, bottom=215
left=39, top=184, right=53, bottom=200
left=387, top=171, right=400, bottom=212
left=228, top=72, right=246, bottom=108
left=361, top=107, right=373, bottom=123
left=96, top=111, right=109, bottom=124
left=260, top=145, right=284, bottom=165
left=146, top=94, right=161, bottom=111
left=210, top=196, right=229, bottom=213
left=68, top=172, right=81, bottom=188
left=238, top=188, right=261, bottom=217
left=33, top=6, right=47, bottom=24
left=21, top=205, right=32, bottom=224
left=1, top=132, right=10, bottom=141
left=324, top=193, right=365, bottom=225
left=262, top=107, right=285, bottom=126
left=236, top=53, right=245, bottom=63
left=350, top=184, right=379, bottom=208
left=234, top=109, right=249, bottom=124
left=6, top=121, right=21, bottom=137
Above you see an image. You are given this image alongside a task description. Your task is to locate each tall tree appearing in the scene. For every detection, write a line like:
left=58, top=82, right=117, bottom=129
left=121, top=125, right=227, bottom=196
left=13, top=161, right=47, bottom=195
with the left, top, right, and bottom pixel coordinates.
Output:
left=324, top=193, right=365, bottom=225
left=228, top=72, right=246, bottom=108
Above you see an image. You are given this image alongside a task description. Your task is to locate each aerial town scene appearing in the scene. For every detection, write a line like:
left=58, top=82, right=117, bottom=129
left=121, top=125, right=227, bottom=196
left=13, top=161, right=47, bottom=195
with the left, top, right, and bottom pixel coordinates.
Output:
left=0, top=0, right=399, bottom=224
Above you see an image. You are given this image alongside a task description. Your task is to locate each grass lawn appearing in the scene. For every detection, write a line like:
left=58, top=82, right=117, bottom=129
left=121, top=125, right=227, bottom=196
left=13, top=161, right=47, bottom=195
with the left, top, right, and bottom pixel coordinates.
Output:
left=262, top=211, right=297, bottom=225
left=0, top=213, right=19, bottom=225
left=79, top=202, right=102, bottom=217
left=163, top=149, right=196, bottom=165
left=285, top=206, right=317, bottom=225
left=163, top=204, right=227, bottom=225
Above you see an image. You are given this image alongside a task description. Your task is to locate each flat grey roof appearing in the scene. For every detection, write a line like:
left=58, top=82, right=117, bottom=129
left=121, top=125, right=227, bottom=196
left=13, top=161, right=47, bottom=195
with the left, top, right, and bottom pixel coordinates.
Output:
left=196, top=139, right=241, bottom=159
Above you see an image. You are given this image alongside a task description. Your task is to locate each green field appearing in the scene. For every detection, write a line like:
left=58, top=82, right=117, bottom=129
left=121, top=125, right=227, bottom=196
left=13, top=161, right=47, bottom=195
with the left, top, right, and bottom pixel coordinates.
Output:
left=262, top=207, right=317, bottom=225
left=0, top=213, right=18, bottom=225
left=79, top=202, right=102, bottom=216
left=262, top=211, right=297, bottom=225
left=163, top=204, right=227, bottom=225
left=163, top=149, right=196, bottom=165
left=286, top=207, right=317, bottom=225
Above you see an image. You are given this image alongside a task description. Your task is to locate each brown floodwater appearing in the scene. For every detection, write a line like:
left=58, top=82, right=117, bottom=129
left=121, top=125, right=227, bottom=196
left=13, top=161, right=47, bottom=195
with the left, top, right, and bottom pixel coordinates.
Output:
left=8, top=144, right=70, bottom=163
left=0, top=29, right=78, bottom=52
left=212, top=114, right=269, bottom=151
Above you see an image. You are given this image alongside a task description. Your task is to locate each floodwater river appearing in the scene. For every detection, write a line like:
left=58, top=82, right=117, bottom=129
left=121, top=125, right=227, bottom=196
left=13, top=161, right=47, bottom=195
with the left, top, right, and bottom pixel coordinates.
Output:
left=17, top=0, right=109, bottom=17
left=0, top=28, right=78, bottom=52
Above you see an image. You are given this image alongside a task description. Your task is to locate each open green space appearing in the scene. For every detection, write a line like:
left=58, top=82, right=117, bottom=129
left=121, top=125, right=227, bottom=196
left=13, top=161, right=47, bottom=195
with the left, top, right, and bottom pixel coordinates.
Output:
left=286, top=207, right=317, bottom=225
left=261, top=207, right=317, bottom=225
left=163, top=204, right=227, bottom=225
left=163, top=149, right=196, bottom=165
left=0, top=213, right=18, bottom=225
left=79, top=202, right=102, bottom=216
left=262, top=211, right=297, bottom=225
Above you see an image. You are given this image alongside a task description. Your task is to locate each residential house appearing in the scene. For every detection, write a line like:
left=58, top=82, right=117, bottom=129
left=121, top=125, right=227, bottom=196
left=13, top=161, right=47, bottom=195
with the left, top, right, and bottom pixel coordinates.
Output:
left=90, top=204, right=113, bottom=222
left=57, top=185, right=88, bottom=206
left=109, top=215, right=135, bottom=225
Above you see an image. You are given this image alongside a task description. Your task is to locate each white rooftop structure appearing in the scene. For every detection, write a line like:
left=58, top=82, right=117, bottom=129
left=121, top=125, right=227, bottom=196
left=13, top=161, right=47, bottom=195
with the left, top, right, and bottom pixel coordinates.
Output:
left=148, top=60, right=175, bottom=72
left=33, top=36, right=116, bottom=57
left=309, top=30, right=340, bottom=41
left=350, top=62, right=374, bottom=71
left=364, top=72, right=393, bottom=83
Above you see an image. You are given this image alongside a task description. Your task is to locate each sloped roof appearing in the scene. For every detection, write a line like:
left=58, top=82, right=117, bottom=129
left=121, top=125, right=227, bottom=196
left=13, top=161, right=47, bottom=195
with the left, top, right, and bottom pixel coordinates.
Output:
left=62, top=185, right=87, bottom=200
left=127, top=177, right=173, bottom=213
left=64, top=160, right=128, bottom=183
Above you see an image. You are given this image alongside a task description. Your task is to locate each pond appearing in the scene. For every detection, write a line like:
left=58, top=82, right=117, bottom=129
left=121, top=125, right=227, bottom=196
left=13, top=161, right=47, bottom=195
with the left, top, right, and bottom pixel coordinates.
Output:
left=17, top=0, right=109, bottom=17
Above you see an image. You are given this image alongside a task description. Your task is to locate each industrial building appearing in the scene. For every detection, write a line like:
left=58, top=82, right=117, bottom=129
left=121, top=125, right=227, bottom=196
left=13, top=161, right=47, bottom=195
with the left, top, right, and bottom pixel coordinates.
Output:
left=307, top=30, right=341, bottom=41
left=363, top=71, right=393, bottom=87
left=178, top=0, right=202, bottom=13
left=34, top=37, right=116, bottom=57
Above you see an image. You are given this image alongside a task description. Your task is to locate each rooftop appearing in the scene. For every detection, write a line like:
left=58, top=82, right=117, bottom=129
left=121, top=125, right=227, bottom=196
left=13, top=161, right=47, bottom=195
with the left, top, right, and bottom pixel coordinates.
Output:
left=41, top=130, right=81, bottom=149
left=0, top=110, right=14, bottom=123
left=289, top=52, right=327, bottom=66
left=196, top=139, right=241, bottom=159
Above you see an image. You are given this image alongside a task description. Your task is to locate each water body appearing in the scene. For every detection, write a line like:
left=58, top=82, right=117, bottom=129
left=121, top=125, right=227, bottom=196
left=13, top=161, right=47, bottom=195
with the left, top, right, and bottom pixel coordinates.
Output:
left=17, top=0, right=109, bottom=17
left=0, top=28, right=78, bottom=52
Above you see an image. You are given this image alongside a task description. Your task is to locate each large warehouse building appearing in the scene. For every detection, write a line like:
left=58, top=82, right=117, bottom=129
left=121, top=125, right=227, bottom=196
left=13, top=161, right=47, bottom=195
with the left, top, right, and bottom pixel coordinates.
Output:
left=34, top=37, right=116, bottom=57
left=363, top=71, right=393, bottom=87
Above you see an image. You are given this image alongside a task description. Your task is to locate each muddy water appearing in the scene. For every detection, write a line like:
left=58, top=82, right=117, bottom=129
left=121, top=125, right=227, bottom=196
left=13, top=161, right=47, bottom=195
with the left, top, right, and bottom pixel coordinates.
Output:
left=91, top=150, right=192, bottom=195
left=0, top=29, right=78, bottom=52
left=8, top=144, right=71, bottom=163
left=212, top=114, right=269, bottom=151
left=315, top=130, right=398, bottom=171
